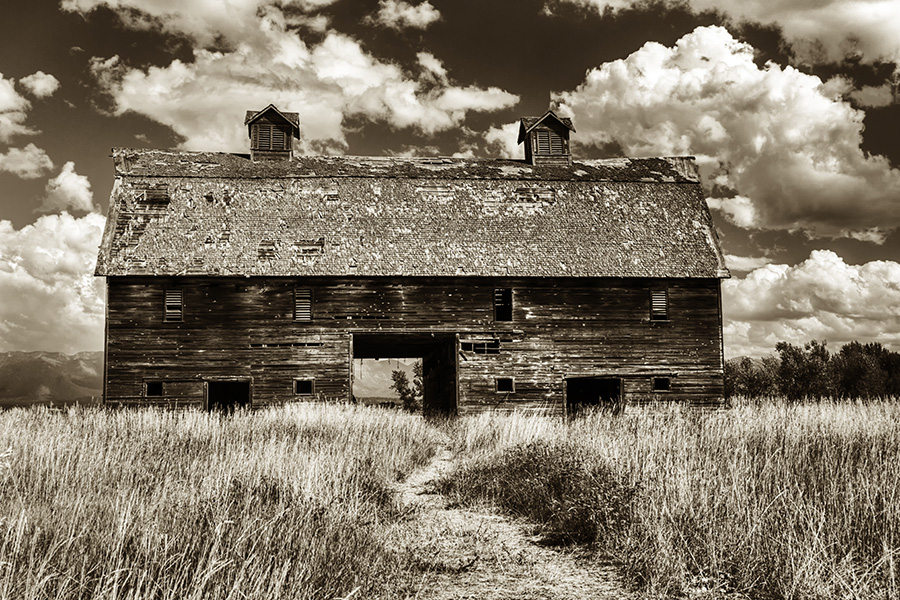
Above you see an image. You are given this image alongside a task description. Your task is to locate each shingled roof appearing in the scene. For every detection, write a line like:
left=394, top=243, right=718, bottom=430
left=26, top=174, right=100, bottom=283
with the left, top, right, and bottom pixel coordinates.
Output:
left=95, top=148, right=730, bottom=279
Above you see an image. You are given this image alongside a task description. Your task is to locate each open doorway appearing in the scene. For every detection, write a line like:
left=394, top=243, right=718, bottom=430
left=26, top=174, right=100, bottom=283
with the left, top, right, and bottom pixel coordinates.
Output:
left=566, top=377, right=622, bottom=416
left=353, top=333, right=457, bottom=416
left=207, top=380, right=251, bottom=412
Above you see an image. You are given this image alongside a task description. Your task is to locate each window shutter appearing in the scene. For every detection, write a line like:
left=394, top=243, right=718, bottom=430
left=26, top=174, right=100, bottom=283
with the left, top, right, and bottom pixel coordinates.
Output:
left=258, top=124, right=272, bottom=150
left=294, top=288, right=312, bottom=321
left=650, top=289, right=668, bottom=321
left=550, top=132, right=564, bottom=154
left=164, top=289, right=183, bottom=322
left=535, top=130, right=550, bottom=154
left=272, top=126, right=286, bottom=150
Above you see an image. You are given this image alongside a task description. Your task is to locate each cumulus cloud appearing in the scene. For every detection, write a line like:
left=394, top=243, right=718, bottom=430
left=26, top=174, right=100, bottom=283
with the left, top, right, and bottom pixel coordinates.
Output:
left=555, top=26, right=900, bottom=241
left=548, top=0, right=900, bottom=65
left=85, top=7, right=517, bottom=153
left=0, top=72, right=36, bottom=142
left=722, top=250, right=900, bottom=357
left=0, top=144, right=54, bottom=179
left=39, top=162, right=94, bottom=213
left=372, top=0, right=441, bottom=30
left=0, top=212, right=106, bottom=353
left=19, top=71, right=60, bottom=98
left=484, top=121, right=521, bottom=159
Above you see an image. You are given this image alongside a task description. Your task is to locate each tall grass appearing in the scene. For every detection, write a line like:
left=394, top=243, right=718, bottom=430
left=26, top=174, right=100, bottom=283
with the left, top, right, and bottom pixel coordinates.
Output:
left=442, top=401, right=900, bottom=599
left=0, top=404, right=443, bottom=600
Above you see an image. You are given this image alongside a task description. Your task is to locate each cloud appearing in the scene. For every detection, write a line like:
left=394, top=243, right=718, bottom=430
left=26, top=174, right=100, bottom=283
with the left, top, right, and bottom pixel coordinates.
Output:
left=554, top=26, right=900, bottom=241
left=850, top=83, right=896, bottom=108
left=0, top=212, right=106, bottom=353
left=0, top=72, right=36, bottom=142
left=372, top=0, right=441, bottom=30
left=86, top=9, right=517, bottom=153
left=724, top=254, right=773, bottom=273
left=722, top=250, right=900, bottom=357
left=39, top=162, right=94, bottom=213
left=548, top=0, right=900, bottom=65
left=0, top=143, right=54, bottom=179
left=19, top=71, right=60, bottom=98
left=484, top=121, right=522, bottom=159
left=63, top=0, right=340, bottom=48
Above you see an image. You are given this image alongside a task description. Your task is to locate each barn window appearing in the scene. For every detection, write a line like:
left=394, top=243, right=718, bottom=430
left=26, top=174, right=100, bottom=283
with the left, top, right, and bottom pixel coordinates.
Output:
left=294, top=379, right=315, bottom=395
left=494, top=288, right=512, bottom=321
left=294, top=288, right=312, bottom=321
left=496, top=377, right=515, bottom=393
left=164, top=289, right=183, bottom=322
left=145, top=381, right=163, bottom=397
left=252, top=124, right=290, bottom=151
left=650, top=289, right=668, bottom=321
left=533, top=129, right=565, bottom=155
left=652, top=377, right=671, bottom=392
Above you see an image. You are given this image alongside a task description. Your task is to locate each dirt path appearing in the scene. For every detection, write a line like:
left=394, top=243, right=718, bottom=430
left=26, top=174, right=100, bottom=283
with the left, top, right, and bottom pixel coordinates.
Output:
left=392, top=445, right=637, bottom=600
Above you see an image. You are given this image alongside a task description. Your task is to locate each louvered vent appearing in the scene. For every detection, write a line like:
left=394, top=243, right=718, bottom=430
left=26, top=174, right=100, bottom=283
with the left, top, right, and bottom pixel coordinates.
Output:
left=164, top=289, right=183, bottom=322
left=650, top=289, right=668, bottom=321
left=294, top=288, right=312, bottom=321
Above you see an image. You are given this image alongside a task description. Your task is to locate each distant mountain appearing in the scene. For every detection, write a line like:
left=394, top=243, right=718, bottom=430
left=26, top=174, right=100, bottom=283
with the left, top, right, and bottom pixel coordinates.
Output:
left=0, top=351, right=103, bottom=407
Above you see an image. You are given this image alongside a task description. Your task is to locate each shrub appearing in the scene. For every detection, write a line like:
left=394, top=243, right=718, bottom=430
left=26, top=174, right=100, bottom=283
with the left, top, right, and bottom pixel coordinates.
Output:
left=441, top=438, right=637, bottom=546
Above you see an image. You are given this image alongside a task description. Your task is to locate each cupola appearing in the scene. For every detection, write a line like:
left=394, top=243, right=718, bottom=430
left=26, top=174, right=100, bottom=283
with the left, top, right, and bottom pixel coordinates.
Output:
left=244, top=104, right=301, bottom=162
left=517, top=110, right=575, bottom=166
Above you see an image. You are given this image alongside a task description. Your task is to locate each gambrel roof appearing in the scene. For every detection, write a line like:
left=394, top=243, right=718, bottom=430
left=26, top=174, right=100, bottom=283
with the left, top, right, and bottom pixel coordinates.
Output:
left=95, top=148, right=730, bottom=279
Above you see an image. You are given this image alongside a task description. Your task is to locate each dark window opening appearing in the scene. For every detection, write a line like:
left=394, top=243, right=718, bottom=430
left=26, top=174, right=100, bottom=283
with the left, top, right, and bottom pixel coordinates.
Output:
left=494, top=288, right=512, bottom=321
left=294, top=379, right=315, bottom=395
left=164, top=289, right=183, bottom=322
left=652, top=377, right=671, bottom=392
left=496, top=377, right=515, bottom=393
left=650, top=289, right=668, bottom=321
left=294, top=288, right=312, bottom=321
left=145, top=381, right=163, bottom=397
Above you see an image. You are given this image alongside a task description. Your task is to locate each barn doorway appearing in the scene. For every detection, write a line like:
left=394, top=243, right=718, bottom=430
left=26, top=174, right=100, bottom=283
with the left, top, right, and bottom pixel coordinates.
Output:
left=206, top=380, right=251, bottom=412
left=352, top=333, right=457, bottom=416
left=566, top=377, right=622, bottom=416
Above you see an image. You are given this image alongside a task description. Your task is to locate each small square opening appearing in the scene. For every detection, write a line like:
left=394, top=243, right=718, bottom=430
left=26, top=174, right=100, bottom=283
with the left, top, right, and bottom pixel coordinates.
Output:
left=146, top=381, right=163, bottom=397
left=496, top=377, right=515, bottom=393
left=652, top=377, right=671, bottom=392
left=294, top=379, right=315, bottom=395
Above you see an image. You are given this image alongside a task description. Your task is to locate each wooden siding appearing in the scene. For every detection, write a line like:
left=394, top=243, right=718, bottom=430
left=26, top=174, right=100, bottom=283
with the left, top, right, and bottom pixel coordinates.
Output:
left=104, top=276, right=724, bottom=412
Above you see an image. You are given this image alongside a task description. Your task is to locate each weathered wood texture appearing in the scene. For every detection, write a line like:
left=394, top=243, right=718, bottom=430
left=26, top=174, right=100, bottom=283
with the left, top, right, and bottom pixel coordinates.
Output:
left=104, top=276, right=724, bottom=412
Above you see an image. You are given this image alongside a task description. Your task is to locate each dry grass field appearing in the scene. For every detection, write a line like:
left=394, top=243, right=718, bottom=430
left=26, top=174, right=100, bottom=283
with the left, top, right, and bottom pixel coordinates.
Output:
left=1, top=400, right=898, bottom=599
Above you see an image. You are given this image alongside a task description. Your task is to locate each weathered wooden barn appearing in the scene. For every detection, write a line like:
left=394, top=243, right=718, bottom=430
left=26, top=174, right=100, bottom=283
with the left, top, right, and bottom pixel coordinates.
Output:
left=95, top=105, right=730, bottom=414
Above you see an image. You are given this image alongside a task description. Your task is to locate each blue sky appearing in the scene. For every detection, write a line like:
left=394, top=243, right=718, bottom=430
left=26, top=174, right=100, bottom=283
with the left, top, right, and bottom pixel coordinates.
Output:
left=1, top=0, right=899, bottom=357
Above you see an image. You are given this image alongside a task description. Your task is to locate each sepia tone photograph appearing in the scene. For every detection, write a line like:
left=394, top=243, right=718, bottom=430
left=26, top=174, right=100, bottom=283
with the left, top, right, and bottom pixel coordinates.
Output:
left=1, top=0, right=899, bottom=597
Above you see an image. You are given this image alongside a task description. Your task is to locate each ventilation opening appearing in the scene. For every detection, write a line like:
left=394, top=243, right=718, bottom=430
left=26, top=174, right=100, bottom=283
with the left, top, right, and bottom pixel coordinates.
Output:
left=566, top=377, right=622, bottom=417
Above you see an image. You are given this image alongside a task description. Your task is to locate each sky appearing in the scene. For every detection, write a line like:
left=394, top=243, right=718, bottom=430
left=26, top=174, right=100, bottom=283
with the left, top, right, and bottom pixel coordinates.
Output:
left=1, top=0, right=899, bottom=359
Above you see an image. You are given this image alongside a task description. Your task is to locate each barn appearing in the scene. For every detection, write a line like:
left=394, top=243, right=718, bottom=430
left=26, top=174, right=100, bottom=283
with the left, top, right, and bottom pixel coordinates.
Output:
left=95, top=105, right=730, bottom=415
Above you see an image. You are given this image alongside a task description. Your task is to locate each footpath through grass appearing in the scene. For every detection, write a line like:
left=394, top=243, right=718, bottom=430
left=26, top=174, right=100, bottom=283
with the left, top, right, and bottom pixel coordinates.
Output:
left=3, top=400, right=898, bottom=599
left=0, top=404, right=443, bottom=600
left=442, top=401, right=900, bottom=599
